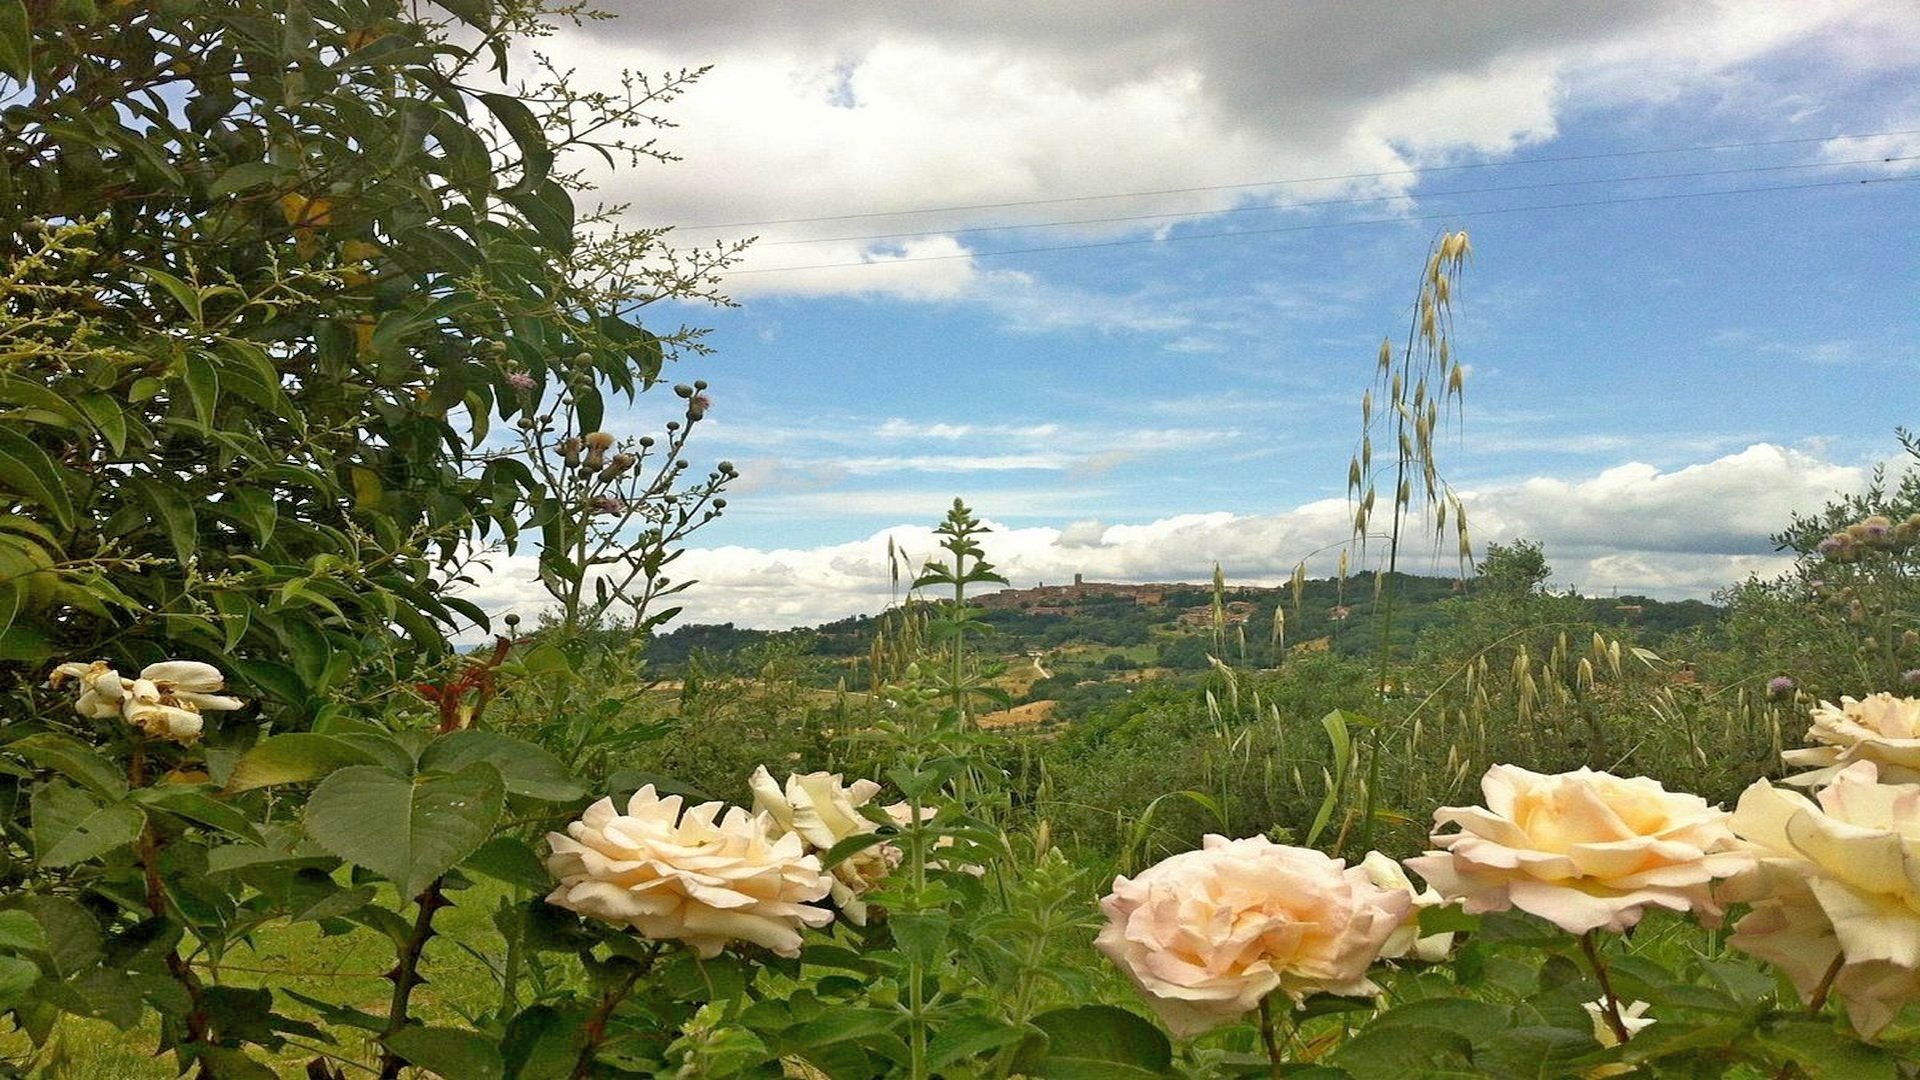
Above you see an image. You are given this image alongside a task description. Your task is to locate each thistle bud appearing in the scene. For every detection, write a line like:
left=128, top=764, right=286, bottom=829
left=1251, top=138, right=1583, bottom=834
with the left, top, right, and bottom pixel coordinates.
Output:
left=673, top=383, right=694, bottom=398
left=600, top=453, right=636, bottom=481
left=558, top=436, right=582, bottom=466
left=688, top=392, right=711, bottom=421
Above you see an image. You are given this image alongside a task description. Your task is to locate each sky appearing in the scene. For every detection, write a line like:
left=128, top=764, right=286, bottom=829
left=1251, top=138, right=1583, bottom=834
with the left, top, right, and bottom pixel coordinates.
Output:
left=462, top=0, right=1920, bottom=631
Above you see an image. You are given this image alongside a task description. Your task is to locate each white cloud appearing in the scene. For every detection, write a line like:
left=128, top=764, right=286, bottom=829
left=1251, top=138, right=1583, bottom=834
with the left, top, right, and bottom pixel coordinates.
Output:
left=454, top=443, right=1881, bottom=632
left=539, top=0, right=1919, bottom=309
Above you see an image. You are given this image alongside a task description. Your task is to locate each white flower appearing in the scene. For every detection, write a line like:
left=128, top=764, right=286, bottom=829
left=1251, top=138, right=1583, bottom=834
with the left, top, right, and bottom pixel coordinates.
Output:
left=47, top=658, right=242, bottom=744
left=546, top=785, right=834, bottom=958
left=1359, top=852, right=1456, bottom=962
left=749, top=766, right=898, bottom=926
left=1583, top=999, right=1655, bottom=1047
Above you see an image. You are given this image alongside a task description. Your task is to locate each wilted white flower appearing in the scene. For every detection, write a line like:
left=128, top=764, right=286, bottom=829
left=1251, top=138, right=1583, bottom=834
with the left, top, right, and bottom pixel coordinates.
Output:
left=47, top=658, right=242, bottom=744
left=546, top=785, right=834, bottom=958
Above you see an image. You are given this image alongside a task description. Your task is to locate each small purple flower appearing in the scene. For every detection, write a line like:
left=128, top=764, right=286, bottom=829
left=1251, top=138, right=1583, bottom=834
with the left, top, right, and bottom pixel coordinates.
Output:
left=688, top=392, right=711, bottom=420
left=507, top=372, right=537, bottom=392
left=590, top=496, right=624, bottom=516
left=1767, top=676, right=1797, bottom=696
left=1903, top=669, right=1920, bottom=687
left=1817, top=535, right=1850, bottom=557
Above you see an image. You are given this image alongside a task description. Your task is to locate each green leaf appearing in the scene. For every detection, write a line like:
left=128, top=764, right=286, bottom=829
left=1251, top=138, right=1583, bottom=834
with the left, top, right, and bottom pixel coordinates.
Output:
left=417, top=729, right=584, bottom=801
left=0, top=956, right=36, bottom=1006
left=0, top=909, right=45, bottom=952
left=130, top=786, right=261, bottom=841
left=6, top=733, right=129, bottom=797
left=479, top=92, right=552, bottom=193
left=0, top=426, right=76, bottom=530
left=140, top=267, right=202, bottom=324
left=461, top=835, right=551, bottom=891
left=135, top=480, right=198, bottom=561
left=384, top=1025, right=504, bottom=1080
left=1333, top=1023, right=1474, bottom=1076
left=182, top=353, right=220, bottom=427
left=0, top=0, right=28, bottom=82
left=1754, top=1015, right=1900, bottom=1080
left=1020, top=1006, right=1172, bottom=1078
left=224, top=733, right=381, bottom=792
left=784, top=1008, right=900, bottom=1048
left=31, top=782, right=145, bottom=867
left=303, top=763, right=505, bottom=898
left=206, top=161, right=284, bottom=199
left=927, top=1014, right=1026, bottom=1069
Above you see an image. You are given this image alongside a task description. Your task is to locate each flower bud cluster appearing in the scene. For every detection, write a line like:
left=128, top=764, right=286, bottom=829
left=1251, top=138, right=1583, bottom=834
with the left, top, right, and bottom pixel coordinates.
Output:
left=1817, top=513, right=1920, bottom=562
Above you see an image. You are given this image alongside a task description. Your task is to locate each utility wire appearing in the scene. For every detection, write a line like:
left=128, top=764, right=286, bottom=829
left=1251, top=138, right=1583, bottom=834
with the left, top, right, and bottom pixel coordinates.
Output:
left=725, top=175, right=1919, bottom=276
left=681, top=127, right=1920, bottom=231
left=754, top=154, right=1917, bottom=247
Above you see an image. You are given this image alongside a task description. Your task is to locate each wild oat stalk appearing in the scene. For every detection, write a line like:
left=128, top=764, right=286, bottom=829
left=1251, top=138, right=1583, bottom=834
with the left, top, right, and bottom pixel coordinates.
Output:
left=1347, top=230, right=1474, bottom=850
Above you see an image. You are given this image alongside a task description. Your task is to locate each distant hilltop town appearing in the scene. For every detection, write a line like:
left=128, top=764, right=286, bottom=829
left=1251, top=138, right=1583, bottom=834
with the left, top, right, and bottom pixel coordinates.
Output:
left=975, top=574, right=1273, bottom=626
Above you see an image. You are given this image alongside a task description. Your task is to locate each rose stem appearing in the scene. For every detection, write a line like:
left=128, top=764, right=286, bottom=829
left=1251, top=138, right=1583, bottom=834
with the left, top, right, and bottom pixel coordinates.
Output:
left=1808, top=953, right=1845, bottom=1014
left=1258, top=994, right=1285, bottom=1078
left=1579, top=930, right=1632, bottom=1045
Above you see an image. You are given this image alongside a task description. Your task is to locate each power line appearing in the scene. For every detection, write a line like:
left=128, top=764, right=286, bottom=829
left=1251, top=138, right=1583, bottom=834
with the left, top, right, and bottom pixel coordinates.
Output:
left=680, top=127, right=1920, bottom=231
left=755, top=154, right=1916, bottom=247
left=725, top=175, right=1918, bottom=276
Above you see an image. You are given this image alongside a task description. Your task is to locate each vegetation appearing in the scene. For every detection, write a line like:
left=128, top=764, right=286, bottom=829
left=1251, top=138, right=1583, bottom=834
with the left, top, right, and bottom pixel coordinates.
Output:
left=3, top=2, right=1920, bottom=1077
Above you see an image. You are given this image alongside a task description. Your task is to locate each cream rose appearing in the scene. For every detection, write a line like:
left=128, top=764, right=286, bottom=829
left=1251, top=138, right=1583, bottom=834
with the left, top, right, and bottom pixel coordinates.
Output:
left=1359, top=852, right=1456, bottom=962
left=1403, top=765, right=1751, bottom=935
left=749, top=766, right=899, bottom=926
left=545, top=785, right=834, bottom=958
left=1781, top=694, right=1920, bottom=787
left=1095, top=835, right=1410, bottom=1038
left=1725, top=761, right=1920, bottom=1035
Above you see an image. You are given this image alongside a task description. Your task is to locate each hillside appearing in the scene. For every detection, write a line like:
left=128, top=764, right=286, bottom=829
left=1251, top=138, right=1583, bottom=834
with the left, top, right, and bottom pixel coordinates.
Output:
left=645, top=571, right=1723, bottom=681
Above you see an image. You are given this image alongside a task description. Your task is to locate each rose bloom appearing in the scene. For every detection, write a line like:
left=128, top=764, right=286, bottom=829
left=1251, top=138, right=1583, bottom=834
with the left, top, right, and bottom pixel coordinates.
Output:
left=1095, top=835, right=1409, bottom=1038
left=1359, top=852, right=1456, bottom=962
left=749, top=766, right=899, bottom=925
left=1781, top=694, right=1920, bottom=787
left=546, top=785, right=834, bottom=958
left=1403, top=765, right=1751, bottom=935
left=1725, top=761, right=1920, bottom=1036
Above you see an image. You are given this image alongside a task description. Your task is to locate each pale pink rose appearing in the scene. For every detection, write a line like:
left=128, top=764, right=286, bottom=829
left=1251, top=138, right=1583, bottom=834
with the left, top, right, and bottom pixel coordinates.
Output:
left=1095, top=835, right=1409, bottom=1038
left=545, top=785, right=834, bottom=958
left=1359, top=852, right=1456, bottom=962
left=748, top=766, right=899, bottom=926
left=1781, top=694, right=1920, bottom=787
left=1725, top=761, right=1920, bottom=1036
left=1403, top=765, right=1751, bottom=935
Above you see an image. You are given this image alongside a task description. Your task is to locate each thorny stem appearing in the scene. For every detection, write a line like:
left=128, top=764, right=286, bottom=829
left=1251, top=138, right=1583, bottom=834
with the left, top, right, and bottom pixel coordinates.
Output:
left=571, top=946, right=658, bottom=1080
left=1258, top=994, right=1286, bottom=1078
left=1579, top=931, right=1632, bottom=1046
left=377, top=879, right=452, bottom=1080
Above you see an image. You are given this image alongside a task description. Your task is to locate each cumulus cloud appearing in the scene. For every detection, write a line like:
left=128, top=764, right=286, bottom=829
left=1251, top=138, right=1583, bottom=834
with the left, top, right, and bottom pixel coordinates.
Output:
left=454, top=443, right=1878, bottom=633
left=539, top=0, right=1917, bottom=310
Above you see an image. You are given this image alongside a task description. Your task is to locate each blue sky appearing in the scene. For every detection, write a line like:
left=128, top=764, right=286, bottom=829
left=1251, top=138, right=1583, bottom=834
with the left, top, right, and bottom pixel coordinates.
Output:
left=467, top=1, right=1919, bottom=628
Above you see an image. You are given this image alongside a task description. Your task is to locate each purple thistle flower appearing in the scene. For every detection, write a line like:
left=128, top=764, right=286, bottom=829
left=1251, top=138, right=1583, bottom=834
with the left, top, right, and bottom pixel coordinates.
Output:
left=1767, top=676, right=1797, bottom=696
left=1903, top=669, right=1920, bottom=687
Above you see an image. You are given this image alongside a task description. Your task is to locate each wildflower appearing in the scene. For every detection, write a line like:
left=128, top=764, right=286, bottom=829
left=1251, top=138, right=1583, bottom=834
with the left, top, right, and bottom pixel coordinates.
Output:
left=1769, top=676, right=1798, bottom=696
left=507, top=371, right=537, bottom=392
